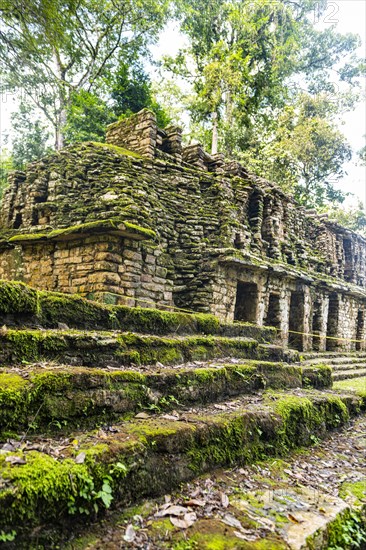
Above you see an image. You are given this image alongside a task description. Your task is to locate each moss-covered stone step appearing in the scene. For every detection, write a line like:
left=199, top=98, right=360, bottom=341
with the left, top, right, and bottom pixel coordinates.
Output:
left=0, top=279, right=277, bottom=341
left=0, top=362, right=332, bottom=435
left=331, top=361, right=366, bottom=371
left=0, top=329, right=298, bottom=367
left=301, top=351, right=366, bottom=363
left=333, top=368, right=366, bottom=381
left=0, top=390, right=361, bottom=546
left=70, top=414, right=366, bottom=550
left=333, top=375, right=366, bottom=398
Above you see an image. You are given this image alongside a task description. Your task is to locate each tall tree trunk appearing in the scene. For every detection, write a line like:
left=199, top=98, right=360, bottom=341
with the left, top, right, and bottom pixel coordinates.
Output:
left=211, top=111, right=218, bottom=155
left=54, top=48, right=68, bottom=150
left=55, top=105, right=67, bottom=150
left=55, top=125, right=61, bottom=150
left=226, top=89, right=233, bottom=126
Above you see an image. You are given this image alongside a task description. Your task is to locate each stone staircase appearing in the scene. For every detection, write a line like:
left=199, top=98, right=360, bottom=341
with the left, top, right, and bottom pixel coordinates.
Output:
left=300, top=351, right=366, bottom=382
left=0, top=281, right=365, bottom=549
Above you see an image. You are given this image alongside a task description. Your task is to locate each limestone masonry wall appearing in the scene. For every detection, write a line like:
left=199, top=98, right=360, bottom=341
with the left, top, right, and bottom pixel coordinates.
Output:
left=0, top=109, right=365, bottom=350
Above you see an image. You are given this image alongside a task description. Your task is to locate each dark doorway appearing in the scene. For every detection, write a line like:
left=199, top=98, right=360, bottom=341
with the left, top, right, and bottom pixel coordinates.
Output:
left=288, top=292, right=305, bottom=350
left=326, top=294, right=339, bottom=351
left=265, top=293, right=281, bottom=330
left=234, top=282, right=258, bottom=323
left=312, top=300, right=322, bottom=351
left=13, top=212, right=22, bottom=229
left=356, top=310, right=364, bottom=351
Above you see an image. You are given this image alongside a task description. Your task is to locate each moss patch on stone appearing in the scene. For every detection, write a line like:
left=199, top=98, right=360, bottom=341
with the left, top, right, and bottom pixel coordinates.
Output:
left=8, top=218, right=155, bottom=243
left=170, top=519, right=287, bottom=549
left=302, top=364, right=333, bottom=389
left=0, top=391, right=358, bottom=544
left=0, top=280, right=277, bottom=343
left=90, top=141, right=143, bottom=158
left=339, top=480, right=366, bottom=504
left=0, top=360, right=336, bottom=436
left=0, top=280, right=39, bottom=314
left=334, top=376, right=366, bottom=395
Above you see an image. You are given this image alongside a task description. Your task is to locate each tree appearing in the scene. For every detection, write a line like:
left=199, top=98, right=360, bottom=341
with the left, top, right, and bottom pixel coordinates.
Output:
left=239, top=95, right=352, bottom=206
left=0, top=149, right=13, bottom=200
left=11, top=102, right=52, bottom=169
left=111, top=62, right=171, bottom=127
left=64, top=90, right=116, bottom=144
left=167, top=0, right=364, bottom=157
left=0, top=0, right=169, bottom=149
left=323, top=202, right=366, bottom=237
left=63, top=62, right=171, bottom=144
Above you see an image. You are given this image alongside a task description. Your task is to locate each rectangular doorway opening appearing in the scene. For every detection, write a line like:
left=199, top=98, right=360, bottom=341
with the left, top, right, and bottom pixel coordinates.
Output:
left=326, top=294, right=339, bottom=351
left=265, top=293, right=281, bottom=330
left=312, top=300, right=322, bottom=351
left=356, top=310, right=364, bottom=351
left=288, top=292, right=305, bottom=351
left=234, top=282, right=258, bottom=323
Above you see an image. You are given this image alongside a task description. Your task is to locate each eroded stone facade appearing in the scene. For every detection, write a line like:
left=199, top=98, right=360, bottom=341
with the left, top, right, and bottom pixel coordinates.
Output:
left=0, top=109, right=365, bottom=351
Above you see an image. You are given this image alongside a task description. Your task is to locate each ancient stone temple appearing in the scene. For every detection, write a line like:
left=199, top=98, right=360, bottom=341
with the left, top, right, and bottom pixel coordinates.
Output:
left=0, top=109, right=365, bottom=351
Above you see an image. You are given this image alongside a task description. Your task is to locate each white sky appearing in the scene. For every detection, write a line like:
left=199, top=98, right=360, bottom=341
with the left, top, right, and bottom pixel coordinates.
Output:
left=324, top=0, right=366, bottom=207
left=1, top=0, right=365, bottom=206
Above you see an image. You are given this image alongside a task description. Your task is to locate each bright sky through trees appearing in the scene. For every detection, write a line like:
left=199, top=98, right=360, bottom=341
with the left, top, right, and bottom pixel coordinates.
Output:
left=150, top=0, right=365, bottom=206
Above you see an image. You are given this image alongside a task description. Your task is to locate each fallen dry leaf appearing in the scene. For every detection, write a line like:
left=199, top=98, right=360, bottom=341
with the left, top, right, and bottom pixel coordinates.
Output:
left=161, top=414, right=179, bottom=421
left=1, top=443, right=16, bottom=453
left=234, top=530, right=258, bottom=542
left=221, top=513, right=243, bottom=530
left=170, top=512, right=196, bottom=529
left=135, top=412, right=150, bottom=419
left=74, top=452, right=86, bottom=464
left=157, top=505, right=188, bottom=517
left=220, top=492, right=229, bottom=508
left=185, top=499, right=205, bottom=507
left=123, top=524, right=136, bottom=542
left=288, top=513, right=303, bottom=523
left=5, top=455, right=26, bottom=465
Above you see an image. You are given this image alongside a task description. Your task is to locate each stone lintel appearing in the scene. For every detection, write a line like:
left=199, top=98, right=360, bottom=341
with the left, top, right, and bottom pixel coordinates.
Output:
left=7, top=219, right=155, bottom=245
left=219, top=255, right=366, bottom=300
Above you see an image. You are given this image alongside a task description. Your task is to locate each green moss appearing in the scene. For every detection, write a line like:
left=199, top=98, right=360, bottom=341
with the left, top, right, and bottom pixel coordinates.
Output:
left=339, top=481, right=366, bottom=503
left=0, top=372, right=28, bottom=392
left=0, top=280, right=39, bottom=314
left=126, top=418, right=194, bottom=449
left=187, top=414, right=268, bottom=472
left=8, top=218, right=155, bottom=245
left=0, top=449, right=127, bottom=530
left=63, top=533, right=100, bottom=550
left=170, top=519, right=287, bottom=549
left=7, top=233, right=49, bottom=242
left=123, top=221, right=156, bottom=239
left=320, top=509, right=366, bottom=550
left=302, top=364, right=333, bottom=389
left=0, top=392, right=356, bottom=543
left=90, top=141, right=143, bottom=158
left=334, top=376, right=366, bottom=394
left=273, top=394, right=349, bottom=450
left=150, top=518, right=176, bottom=534
left=1, top=280, right=274, bottom=344
left=0, top=372, right=30, bottom=429
left=39, top=291, right=112, bottom=329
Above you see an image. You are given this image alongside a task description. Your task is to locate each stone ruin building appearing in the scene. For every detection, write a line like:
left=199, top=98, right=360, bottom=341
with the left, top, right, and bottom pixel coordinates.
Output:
left=0, top=108, right=365, bottom=352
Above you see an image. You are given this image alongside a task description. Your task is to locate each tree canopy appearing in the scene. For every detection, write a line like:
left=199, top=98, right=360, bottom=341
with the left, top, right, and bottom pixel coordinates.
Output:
left=0, top=0, right=169, bottom=148
left=0, top=0, right=364, bottom=222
